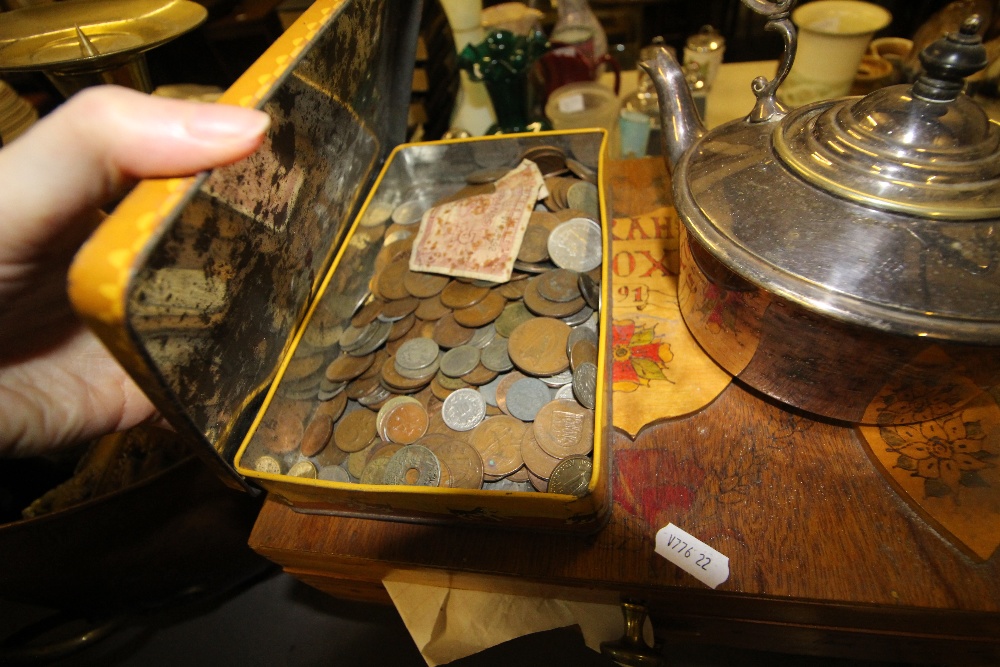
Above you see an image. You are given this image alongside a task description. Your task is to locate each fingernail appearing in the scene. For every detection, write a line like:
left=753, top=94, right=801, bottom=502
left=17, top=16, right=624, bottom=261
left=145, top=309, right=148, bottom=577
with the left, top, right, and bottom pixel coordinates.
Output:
left=185, top=104, right=270, bottom=140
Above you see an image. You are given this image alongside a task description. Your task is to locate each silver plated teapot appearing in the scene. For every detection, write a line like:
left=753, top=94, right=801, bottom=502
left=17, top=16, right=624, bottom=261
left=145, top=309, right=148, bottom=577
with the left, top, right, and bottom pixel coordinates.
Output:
left=641, top=1, right=1000, bottom=424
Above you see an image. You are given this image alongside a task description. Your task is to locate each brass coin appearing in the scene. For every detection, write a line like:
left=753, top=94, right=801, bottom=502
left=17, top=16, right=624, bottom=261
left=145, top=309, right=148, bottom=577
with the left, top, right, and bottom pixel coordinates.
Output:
left=334, top=408, right=378, bottom=452
left=380, top=296, right=419, bottom=321
left=507, top=317, right=571, bottom=376
left=253, top=455, right=283, bottom=475
left=516, top=223, right=551, bottom=264
left=520, top=425, right=561, bottom=480
left=433, top=312, right=476, bottom=349
left=440, top=281, right=490, bottom=309
left=452, top=290, right=505, bottom=328
left=418, top=433, right=484, bottom=489
left=533, top=399, right=594, bottom=459
left=301, top=413, right=335, bottom=457
left=494, top=301, right=535, bottom=337
left=383, top=401, right=429, bottom=445
left=530, top=210, right=562, bottom=232
left=314, top=436, right=348, bottom=467
left=404, top=270, right=449, bottom=298
left=288, top=460, right=318, bottom=479
left=523, top=277, right=586, bottom=318
left=414, top=294, right=450, bottom=321
left=325, top=352, right=375, bottom=383
left=347, top=437, right=381, bottom=478
left=359, top=442, right=403, bottom=484
left=377, top=258, right=411, bottom=300
left=547, top=455, right=593, bottom=497
left=469, top=415, right=527, bottom=477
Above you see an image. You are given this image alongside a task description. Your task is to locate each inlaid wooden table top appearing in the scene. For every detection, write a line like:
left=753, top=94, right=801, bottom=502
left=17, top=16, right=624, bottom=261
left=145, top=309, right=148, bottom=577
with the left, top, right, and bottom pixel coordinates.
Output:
left=249, top=157, right=1000, bottom=655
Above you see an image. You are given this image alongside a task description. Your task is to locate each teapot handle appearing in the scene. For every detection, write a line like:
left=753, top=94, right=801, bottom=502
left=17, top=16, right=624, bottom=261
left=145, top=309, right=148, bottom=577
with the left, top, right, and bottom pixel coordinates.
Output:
left=742, top=0, right=797, bottom=123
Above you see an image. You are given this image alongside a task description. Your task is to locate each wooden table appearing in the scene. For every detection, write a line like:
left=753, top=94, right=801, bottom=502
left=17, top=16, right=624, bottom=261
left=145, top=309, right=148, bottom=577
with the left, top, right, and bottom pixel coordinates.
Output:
left=249, top=157, right=1000, bottom=665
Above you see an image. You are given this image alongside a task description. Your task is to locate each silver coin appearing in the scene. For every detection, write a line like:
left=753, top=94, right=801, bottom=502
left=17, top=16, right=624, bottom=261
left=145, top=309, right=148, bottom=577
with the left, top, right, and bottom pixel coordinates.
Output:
left=554, top=383, right=576, bottom=401
left=562, top=305, right=595, bottom=327
left=505, top=378, right=552, bottom=421
left=480, top=336, right=513, bottom=372
left=317, top=381, right=347, bottom=402
left=478, top=374, right=505, bottom=407
left=394, top=356, right=439, bottom=380
left=482, top=478, right=534, bottom=492
left=358, top=385, right=393, bottom=407
left=350, top=319, right=392, bottom=356
left=469, top=323, right=497, bottom=349
left=395, top=337, right=441, bottom=371
left=442, top=387, right=487, bottom=431
left=318, top=465, right=352, bottom=483
left=440, top=345, right=481, bottom=378
left=384, top=228, right=414, bottom=246
left=547, top=218, right=603, bottom=273
left=466, top=167, right=510, bottom=184
left=540, top=368, right=574, bottom=388
left=383, top=445, right=441, bottom=486
left=572, top=362, right=598, bottom=410
left=392, top=198, right=430, bottom=225
left=566, top=181, right=599, bottom=218
left=578, top=272, right=600, bottom=310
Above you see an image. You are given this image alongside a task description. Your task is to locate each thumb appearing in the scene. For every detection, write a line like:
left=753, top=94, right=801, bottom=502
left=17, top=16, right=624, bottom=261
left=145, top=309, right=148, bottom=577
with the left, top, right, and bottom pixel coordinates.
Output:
left=0, top=85, right=270, bottom=264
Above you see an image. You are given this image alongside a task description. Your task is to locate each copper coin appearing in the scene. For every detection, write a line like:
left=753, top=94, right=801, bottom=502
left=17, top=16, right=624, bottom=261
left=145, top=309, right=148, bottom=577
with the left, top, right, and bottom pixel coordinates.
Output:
left=325, top=352, right=375, bottom=382
left=314, top=390, right=348, bottom=422
left=383, top=401, right=429, bottom=445
left=520, top=425, right=561, bottom=480
left=346, top=374, right=382, bottom=401
left=380, top=296, right=419, bottom=321
left=256, top=400, right=309, bottom=454
left=523, top=277, right=586, bottom=318
left=334, top=408, right=378, bottom=452
left=351, top=298, right=385, bottom=328
left=507, top=466, right=530, bottom=483
left=418, top=433, right=484, bottom=489
left=377, top=258, right=411, bottom=300
left=387, top=312, right=416, bottom=341
left=414, top=294, right=450, bottom=321
left=570, top=338, right=598, bottom=371
left=496, top=279, right=528, bottom=300
left=533, top=399, right=594, bottom=459
left=536, top=269, right=582, bottom=303
left=547, top=455, right=593, bottom=497
left=526, top=467, right=549, bottom=492
left=469, top=415, right=527, bottom=477
left=314, top=436, right=348, bottom=466
left=530, top=210, right=562, bottom=232
left=433, top=312, right=476, bottom=349
left=516, top=223, right=551, bottom=264
left=440, top=281, right=490, bottom=309
left=403, top=270, right=449, bottom=298
left=461, top=363, right=499, bottom=386
left=507, top=317, right=571, bottom=376
left=380, top=355, right=433, bottom=392
left=301, top=413, right=335, bottom=457
left=452, top=290, right=505, bottom=328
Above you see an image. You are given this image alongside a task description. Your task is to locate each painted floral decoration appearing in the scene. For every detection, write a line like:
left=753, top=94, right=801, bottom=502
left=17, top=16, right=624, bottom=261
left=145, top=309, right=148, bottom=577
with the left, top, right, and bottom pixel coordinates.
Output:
left=694, top=283, right=744, bottom=335
left=881, top=411, right=996, bottom=498
left=611, top=320, right=673, bottom=392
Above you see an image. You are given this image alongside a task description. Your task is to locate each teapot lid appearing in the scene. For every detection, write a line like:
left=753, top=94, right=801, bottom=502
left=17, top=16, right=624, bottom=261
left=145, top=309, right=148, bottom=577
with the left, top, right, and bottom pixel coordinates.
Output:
left=774, top=16, right=1000, bottom=220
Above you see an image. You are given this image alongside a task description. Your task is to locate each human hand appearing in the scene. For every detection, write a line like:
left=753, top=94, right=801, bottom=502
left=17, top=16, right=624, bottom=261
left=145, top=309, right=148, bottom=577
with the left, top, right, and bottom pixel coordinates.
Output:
left=0, top=85, right=270, bottom=457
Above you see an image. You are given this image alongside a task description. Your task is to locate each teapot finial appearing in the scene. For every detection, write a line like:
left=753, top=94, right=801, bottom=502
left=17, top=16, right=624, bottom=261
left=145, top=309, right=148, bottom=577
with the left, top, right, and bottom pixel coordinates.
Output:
left=743, top=0, right=796, bottom=122
left=911, top=14, right=988, bottom=102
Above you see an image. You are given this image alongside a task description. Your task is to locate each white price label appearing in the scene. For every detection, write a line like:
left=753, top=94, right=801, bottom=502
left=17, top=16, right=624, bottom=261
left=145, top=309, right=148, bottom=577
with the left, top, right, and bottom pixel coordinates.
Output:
left=557, top=93, right=586, bottom=114
left=654, top=523, right=730, bottom=589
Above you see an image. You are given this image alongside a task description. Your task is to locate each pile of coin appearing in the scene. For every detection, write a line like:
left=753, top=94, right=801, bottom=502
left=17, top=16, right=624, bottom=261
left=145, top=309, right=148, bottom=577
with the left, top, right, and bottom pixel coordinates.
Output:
left=245, top=143, right=602, bottom=496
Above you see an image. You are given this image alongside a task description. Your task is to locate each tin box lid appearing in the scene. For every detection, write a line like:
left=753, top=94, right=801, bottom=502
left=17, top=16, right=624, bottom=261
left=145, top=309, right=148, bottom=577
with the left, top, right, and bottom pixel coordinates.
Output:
left=69, top=0, right=422, bottom=490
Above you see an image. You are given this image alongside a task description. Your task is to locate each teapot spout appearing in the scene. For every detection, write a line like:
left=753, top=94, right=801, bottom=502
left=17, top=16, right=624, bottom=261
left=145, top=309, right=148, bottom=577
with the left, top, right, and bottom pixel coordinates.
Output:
left=639, top=45, right=706, bottom=171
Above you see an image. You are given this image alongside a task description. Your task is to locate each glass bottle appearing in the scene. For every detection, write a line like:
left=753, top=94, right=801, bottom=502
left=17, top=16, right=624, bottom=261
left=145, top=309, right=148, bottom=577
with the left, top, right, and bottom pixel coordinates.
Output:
left=550, top=0, right=607, bottom=63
